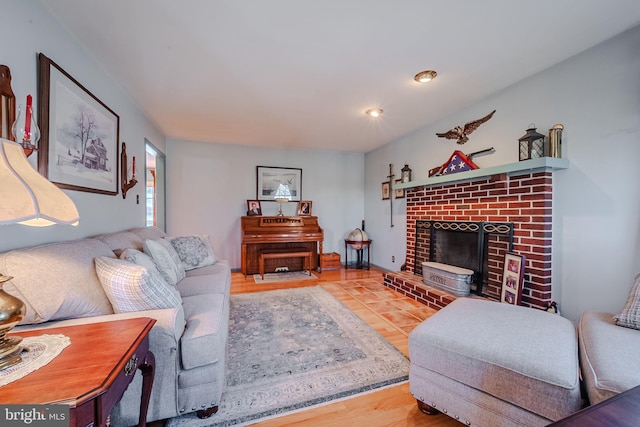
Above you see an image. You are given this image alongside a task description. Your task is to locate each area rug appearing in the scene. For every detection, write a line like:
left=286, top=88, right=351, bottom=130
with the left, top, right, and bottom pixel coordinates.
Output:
left=166, top=286, right=409, bottom=427
left=252, top=271, right=317, bottom=284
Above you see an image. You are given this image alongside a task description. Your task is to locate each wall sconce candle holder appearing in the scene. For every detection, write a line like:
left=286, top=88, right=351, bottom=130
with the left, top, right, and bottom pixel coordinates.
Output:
left=11, top=97, right=39, bottom=158
left=121, top=142, right=137, bottom=199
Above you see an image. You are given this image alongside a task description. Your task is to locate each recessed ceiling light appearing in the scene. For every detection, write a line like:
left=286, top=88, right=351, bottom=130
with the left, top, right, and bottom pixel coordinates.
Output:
left=365, top=108, right=383, bottom=118
left=414, top=70, right=437, bottom=83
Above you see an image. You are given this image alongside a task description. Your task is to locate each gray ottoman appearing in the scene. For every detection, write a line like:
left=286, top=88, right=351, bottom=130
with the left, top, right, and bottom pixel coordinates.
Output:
left=409, top=298, right=582, bottom=427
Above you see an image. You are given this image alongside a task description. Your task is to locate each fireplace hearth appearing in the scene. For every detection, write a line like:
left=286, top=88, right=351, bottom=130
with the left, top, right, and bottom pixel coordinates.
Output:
left=414, top=220, right=513, bottom=299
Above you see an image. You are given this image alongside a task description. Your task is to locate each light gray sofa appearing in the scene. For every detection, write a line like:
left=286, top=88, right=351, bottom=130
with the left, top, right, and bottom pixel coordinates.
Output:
left=0, top=226, right=231, bottom=426
left=578, top=311, right=640, bottom=405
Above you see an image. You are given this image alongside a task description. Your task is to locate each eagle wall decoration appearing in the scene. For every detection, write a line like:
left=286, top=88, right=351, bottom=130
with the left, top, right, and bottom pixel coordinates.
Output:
left=436, top=109, right=496, bottom=145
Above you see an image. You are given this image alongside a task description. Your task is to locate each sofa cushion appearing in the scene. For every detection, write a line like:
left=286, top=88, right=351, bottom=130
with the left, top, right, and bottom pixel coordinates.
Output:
left=613, top=273, right=640, bottom=330
left=129, top=226, right=168, bottom=241
left=169, top=235, right=217, bottom=271
left=579, top=311, right=640, bottom=404
left=143, top=239, right=185, bottom=286
left=0, top=239, right=115, bottom=324
left=95, top=231, right=144, bottom=255
left=95, top=257, right=182, bottom=313
left=180, top=293, right=229, bottom=370
left=179, top=261, right=231, bottom=297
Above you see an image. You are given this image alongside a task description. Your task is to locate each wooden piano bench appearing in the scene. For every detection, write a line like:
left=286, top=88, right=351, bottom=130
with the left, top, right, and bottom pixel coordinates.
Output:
left=259, top=248, right=313, bottom=279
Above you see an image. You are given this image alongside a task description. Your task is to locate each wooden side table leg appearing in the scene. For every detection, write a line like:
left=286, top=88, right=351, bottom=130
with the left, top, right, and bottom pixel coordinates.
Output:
left=137, top=350, right=155, bottom=427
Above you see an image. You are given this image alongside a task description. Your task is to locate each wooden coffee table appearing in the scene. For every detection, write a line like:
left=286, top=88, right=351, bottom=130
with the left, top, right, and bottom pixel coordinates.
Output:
left=550, top=385, right=640, bottom=427
left=0, top=317, right=156, bottom=427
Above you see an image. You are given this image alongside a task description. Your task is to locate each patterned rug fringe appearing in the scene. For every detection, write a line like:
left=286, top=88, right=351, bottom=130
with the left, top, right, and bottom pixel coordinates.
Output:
left=252, top=271, right=317, bottom=284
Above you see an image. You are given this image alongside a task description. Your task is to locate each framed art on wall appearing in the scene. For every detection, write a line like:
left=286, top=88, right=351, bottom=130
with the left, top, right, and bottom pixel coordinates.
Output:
left=256, top=166, right=301, bottom=201
left=246, top=200, right=262, bottom=216
left=381, top=181, right=390, bottom=200
left=394, top=179, right=405, bottom=199
left=501, top=252, right=526, bottom=305
left=37, top=53, right=119, bottom=195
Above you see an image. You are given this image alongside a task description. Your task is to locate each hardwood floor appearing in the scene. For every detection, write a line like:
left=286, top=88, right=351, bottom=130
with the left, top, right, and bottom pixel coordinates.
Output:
left=231, top=267, right=463, bottom=427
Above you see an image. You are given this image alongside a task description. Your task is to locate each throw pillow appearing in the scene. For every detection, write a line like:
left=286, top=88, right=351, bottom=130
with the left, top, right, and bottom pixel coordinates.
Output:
left=94, top=256, right=182, bottom=313
left=143, top=239, right=185, bottom=286
left=120, top=248, right=164, bottom=277
left=169, top=235, right=217, bottom=271
left=156, top=238, right=187, bottom=281
left=614, top=273, right=640, bottom=330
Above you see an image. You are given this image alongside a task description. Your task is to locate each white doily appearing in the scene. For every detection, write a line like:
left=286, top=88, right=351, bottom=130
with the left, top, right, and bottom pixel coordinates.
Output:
left=0, top=334, right=71, bottom=387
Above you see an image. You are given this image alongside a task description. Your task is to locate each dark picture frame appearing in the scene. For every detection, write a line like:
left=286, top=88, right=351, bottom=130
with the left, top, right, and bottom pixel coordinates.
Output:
left=298, top=200, right=312, bottom=216
left=501, top=252, right=526, bottom=305
left=394, top=179, right=405, bottom=199
left=381, top=181, right=390, bottom=200
left=256, top=166, right=302, bottom=201
left=246, top=200, right=262, bottom=216
left=37, top=53, right=119, bottom=195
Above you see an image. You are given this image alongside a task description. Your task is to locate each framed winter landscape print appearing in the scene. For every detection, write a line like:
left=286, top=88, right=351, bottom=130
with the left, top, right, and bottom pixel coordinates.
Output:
left=501, top=252, right=526, bottom=305
left=37, top=53, right=119, bottom=195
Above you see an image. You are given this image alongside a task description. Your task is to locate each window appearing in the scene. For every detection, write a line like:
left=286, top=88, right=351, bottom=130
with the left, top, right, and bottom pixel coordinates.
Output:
left=145, top=141, right=166, bottom=230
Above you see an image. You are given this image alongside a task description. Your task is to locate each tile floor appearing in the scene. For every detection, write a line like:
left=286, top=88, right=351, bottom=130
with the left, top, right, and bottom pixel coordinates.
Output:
left=323, top=278, right=437, bottom=335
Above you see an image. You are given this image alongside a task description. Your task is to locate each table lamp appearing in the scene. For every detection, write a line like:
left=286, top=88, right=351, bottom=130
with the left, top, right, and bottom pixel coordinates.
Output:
left=273, top=183, right=291, bottom=216
left=0, top=138, right=80, bottom=369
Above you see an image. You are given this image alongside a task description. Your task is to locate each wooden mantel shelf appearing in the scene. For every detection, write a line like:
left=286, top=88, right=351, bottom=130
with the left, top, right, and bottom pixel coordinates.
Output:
left=393, top=157, right=569, bottom=191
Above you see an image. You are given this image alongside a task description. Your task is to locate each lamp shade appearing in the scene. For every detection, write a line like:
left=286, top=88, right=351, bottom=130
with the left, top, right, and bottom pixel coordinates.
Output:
left=273, top=183, right=291, bottom=202
left=0, top=138, right=79, bottom=226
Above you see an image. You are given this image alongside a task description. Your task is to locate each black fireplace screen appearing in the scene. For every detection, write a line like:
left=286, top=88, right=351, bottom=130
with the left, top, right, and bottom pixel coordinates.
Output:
left=414, top=221, right=514, bottom=297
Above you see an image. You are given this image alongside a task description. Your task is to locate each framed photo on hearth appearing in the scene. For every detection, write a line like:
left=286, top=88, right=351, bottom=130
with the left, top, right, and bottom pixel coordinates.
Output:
left=501, top=252, right=525, bottom=305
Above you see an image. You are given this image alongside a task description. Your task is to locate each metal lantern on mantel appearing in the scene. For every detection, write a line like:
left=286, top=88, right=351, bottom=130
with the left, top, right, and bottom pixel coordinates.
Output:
left=400, top=164, right=412, bottom=183
left=518, top=125, right=545, bottom=161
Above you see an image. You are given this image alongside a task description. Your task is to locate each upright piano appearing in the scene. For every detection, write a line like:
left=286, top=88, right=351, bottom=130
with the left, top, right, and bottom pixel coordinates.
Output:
left=241, top=216, right=324, bottom=276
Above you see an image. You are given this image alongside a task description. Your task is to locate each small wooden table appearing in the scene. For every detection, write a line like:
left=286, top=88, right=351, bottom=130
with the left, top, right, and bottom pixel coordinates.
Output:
left=0, top=317, right=156, bottom=427
left=344, top=239, right=372, bottom=270
left=549, top=385, right=640, bottom=427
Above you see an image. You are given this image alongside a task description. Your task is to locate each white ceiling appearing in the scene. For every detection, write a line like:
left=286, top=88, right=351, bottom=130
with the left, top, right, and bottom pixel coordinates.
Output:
left=41, top=0, right=640, bottom=153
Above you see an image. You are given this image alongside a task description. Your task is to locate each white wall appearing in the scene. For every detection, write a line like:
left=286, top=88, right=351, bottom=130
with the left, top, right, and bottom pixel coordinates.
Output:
left=165, top=139, right=365, bottom=269
left=0, top=1, right=165, bottom=252
left=365, top=25, right=640, bottom=321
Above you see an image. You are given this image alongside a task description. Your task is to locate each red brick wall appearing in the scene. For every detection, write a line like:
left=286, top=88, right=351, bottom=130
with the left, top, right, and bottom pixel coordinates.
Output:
left=404, top=171, right=553, bottom=309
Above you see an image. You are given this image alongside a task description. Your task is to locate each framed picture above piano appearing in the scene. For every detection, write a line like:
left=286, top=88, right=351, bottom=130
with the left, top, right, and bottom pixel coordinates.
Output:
left=257, top=166, right=302, bottom=201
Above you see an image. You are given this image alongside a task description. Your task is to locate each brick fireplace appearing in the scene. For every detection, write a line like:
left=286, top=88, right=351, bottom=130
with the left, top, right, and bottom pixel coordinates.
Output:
left=384, top=169, right=554, bottom=311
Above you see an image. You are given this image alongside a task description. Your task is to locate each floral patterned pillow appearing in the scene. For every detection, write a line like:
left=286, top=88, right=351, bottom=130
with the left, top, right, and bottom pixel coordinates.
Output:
left=614, top=273, right=640, bottom=330
left=169, top=235, right=217, bottom=271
